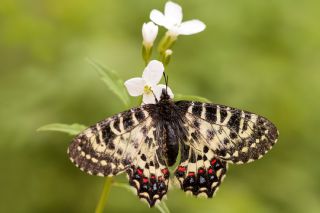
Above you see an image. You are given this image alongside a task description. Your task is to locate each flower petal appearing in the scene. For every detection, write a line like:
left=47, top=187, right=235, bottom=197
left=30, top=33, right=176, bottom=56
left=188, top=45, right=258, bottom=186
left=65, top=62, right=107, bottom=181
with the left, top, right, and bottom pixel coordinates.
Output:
left=124, top=77, right=146, bottom=96
left=154, top=84, right=174, bottom=100
left=142, top=60, right=164, bottom=86
left=143, top=93, right=157, bottom=104
left=150, top=9, right=167, bottom=26
left=164, top=1, right=183, bottom=25
left=178, top=19, right=206, bottom=35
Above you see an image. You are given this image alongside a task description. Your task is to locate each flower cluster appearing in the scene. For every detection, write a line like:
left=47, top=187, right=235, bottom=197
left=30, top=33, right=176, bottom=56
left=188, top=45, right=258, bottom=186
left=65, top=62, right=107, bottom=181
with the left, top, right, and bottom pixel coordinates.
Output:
left=125, top=1, right=206, bottom=104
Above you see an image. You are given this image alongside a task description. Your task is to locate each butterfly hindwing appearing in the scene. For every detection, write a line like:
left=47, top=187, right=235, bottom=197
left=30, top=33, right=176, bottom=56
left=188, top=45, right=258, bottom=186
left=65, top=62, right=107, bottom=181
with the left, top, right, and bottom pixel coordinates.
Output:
left=175, top=143, right=227, bottom=197
left=175, top=101, right=279, bottom=164
left=127, top=146, right=170, bottom=207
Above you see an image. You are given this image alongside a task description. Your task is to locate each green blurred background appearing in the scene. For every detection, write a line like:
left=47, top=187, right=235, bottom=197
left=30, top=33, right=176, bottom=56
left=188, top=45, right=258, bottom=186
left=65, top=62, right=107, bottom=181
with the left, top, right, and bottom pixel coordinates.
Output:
left=1, top=0, right=320, bottom=212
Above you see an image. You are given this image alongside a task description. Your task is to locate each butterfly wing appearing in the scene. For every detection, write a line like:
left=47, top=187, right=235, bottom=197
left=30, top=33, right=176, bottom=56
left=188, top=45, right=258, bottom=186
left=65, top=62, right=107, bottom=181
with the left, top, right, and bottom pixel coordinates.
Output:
left=173, top=101, right=278, bottom=197
left=68, top=106, right=169, bottom=206
left=68, top=107, right=151, bottom=176
left=175, top=142, right=227, bottom=197
left=127, top=146, right=170, bottom=207
left=176, top=101, right=279, bottom=164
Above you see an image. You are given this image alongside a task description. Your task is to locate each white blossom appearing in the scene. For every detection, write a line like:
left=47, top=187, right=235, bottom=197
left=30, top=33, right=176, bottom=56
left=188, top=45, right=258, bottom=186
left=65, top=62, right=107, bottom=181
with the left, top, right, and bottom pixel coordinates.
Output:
left=142, top=22, right=158, bottom=47
left=150, top=1, right=206, bottom=37
left=124, top=60, right=174, bottom=104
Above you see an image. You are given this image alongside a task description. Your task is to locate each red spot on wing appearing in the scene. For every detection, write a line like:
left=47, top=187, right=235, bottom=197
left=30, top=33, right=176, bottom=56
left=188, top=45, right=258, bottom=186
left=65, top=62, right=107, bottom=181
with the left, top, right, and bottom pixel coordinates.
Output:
left=178, top=166, right=186, bottom=172
left=142, top=177, right=149, bottom=183
left=188, top=172, right=195, bottom=176
left=198, top=168, right=205, bottom=174
left=137, top=168, right=143, bottom=175
left=208, top=168, right=213, bottom=174
left=161, top=168, right=170, bottom=178
left=211, top=159, right=217, bottom=166
left=161, top=168, right=168, bottom=174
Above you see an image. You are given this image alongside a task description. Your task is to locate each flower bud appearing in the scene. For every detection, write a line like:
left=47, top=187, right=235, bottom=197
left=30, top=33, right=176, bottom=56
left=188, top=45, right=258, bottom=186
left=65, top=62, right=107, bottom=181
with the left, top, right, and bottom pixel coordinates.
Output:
left=162, top=49, right=173, bottom=66
left=142, top=22, right=158, bottom=47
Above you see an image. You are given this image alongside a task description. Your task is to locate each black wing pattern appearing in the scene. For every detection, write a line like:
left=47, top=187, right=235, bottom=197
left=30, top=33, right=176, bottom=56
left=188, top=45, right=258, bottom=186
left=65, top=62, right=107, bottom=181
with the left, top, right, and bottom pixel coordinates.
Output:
left=174, top=101, right=278, bottom=197
left=68, top=106, right=169, bottom=206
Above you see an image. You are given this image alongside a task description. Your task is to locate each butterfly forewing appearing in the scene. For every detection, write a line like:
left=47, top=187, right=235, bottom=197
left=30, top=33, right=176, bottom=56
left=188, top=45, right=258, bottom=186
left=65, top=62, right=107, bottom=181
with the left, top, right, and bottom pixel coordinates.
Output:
left=67, top=107, right=152, bottom=176
left=175, top=101, right=279, bottom=164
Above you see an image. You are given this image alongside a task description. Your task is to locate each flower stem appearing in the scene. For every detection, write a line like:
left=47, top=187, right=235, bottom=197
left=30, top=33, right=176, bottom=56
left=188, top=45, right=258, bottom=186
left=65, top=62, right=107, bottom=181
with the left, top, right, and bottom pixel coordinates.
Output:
left=142, top=45, right=153, bottom=65
left=158, top=32, right=177, bottom=57
left=95, top=177, right=113, bottom=213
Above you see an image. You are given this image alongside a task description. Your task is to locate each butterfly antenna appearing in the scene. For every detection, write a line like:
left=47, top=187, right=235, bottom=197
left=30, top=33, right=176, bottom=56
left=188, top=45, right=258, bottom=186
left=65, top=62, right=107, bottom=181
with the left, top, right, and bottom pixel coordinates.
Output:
left=166, top=75, right=169, bottom=91
left=163, top=72, right=169, bottom=94
left=152, top=90, right=159, bottom=103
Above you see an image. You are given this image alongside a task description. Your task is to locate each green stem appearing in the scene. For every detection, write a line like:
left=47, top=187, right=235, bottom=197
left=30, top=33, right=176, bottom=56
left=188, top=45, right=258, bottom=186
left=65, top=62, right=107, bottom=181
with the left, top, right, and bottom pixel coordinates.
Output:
left=95, top=177, right=113, bottom=213
left=157, top=32, right=177, bottom=57
left=142, top=45, right=152, bottom=66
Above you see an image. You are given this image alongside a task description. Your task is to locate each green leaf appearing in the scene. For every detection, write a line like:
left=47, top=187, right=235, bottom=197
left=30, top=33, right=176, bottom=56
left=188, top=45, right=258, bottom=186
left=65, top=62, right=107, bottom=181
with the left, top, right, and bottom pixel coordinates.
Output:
left=87, top=58, right=130, bottom=107
left=113, top=182, right=170, bottom=213
left=37, top=123, right=86, bottom=136
left=174, top=94, right=211, bottom=103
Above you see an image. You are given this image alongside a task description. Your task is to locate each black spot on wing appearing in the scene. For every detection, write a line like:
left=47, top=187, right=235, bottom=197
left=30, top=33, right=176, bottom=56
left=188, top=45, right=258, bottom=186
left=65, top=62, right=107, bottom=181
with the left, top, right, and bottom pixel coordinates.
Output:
left=193, top=119, right=200, bottom=128
left=242, top=114, right=251, bottom=131
left=123, top=112, right=134, bottom=130
left=108, top=141, right=115, bottom=150
left=205, top=104, right=217, bottom=122
left=228, top=112, right=241, bottom=133
left=175, top=101, right=192, bottom=116
left=141, top=154, right=147, bottom=161
left=220, top=107, right=228, bottom=123
left=192, top=104, right=202, bottom=117
left=113, top=118, right=121, bottom=132
left=203, top=146, right=209, bottom=153
left=101, top=125, right=114, bottom=144
left=191, top=132, right=200, bottom=140
left=135, top=110, right=145, bottom=122
left=229, top=132, right=237, bottom=139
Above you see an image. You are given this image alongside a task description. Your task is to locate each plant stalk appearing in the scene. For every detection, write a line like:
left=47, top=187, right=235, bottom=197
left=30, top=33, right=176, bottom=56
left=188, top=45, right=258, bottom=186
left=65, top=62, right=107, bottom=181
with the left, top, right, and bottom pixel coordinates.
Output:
left=95, top=177, right=113, bottom=213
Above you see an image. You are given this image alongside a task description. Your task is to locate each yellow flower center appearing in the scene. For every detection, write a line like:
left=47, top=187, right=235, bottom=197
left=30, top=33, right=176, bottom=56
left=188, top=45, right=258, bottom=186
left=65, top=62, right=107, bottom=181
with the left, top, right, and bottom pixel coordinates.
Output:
left=144, top=85, right=152, bottom=94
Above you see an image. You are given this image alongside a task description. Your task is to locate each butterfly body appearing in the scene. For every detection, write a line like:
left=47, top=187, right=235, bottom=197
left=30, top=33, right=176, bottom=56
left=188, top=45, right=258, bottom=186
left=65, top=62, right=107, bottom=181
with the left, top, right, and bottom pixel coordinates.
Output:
left=68, top=90, right=279, bottom=206
left=146, top=94, right=188, bottom=166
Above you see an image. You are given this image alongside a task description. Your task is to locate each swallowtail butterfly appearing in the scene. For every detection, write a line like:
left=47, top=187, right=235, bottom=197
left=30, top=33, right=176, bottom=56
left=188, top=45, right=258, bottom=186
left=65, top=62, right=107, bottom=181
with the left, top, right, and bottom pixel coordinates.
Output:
left=68, top=89, right=278, bottom=207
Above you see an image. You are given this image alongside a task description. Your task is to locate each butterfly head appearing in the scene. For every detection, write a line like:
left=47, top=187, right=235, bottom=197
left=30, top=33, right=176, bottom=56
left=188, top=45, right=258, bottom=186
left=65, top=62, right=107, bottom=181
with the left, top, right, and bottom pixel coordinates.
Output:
left=158, top=72, right=172, bottom=103
left=159, top=88, right=171, bottom=102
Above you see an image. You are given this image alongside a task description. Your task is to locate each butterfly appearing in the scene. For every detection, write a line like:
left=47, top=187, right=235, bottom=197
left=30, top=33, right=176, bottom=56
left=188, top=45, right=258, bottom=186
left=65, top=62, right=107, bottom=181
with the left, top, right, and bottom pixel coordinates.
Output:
left=67, top=89, right=279, bottom=207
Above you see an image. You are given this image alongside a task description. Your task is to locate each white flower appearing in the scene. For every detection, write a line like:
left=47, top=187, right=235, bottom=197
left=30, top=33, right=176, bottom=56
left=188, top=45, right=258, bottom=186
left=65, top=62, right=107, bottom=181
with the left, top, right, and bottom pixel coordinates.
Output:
left=142, top=22, right=158, bottom=47
left=150, top=1, right=206, bottom=37
left=124, top=60, right=174, bottom=104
